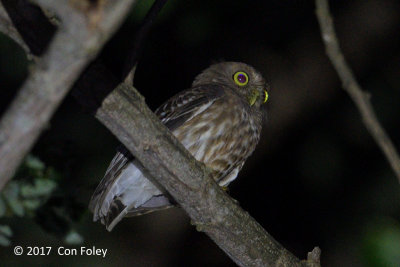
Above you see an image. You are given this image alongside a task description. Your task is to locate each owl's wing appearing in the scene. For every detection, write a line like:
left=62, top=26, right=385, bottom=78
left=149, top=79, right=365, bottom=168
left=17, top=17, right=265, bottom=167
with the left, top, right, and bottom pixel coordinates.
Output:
left=89, top=84, right=225, bottom=230
left=155, top=84, right=224, bottom=131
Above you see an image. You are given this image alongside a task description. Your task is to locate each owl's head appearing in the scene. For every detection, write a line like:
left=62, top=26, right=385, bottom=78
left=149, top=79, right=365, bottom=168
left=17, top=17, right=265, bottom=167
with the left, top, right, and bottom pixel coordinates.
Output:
left=192, top=62, right=269, bottom=108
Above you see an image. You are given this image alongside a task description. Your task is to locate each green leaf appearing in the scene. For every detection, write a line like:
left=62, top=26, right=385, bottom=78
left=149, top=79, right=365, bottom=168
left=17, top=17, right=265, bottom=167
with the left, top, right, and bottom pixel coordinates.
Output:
left=0, top=225, right=12, bottom=237
left=3, top=181, right=19, bottom=200
left=20, top=178, right=57, bottom=198
left=7, top=199, right=24, bottom=217
left=363, top=218, right=400, bottom=267
left=0, top=234, right=10, bottom=246
left=25, top=155, right=45, bottom=171
left=22, top=199, right=41, bottom=210
left=3, top=182, right=24, bottom=217
left=64, top=230, right=84, bottom=245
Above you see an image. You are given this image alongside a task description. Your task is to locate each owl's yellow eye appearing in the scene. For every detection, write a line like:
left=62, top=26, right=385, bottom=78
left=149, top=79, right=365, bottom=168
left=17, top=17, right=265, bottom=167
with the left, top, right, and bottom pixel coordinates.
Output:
left=233, top=71, right=249, bottom=86
left=263, top=90, right=269, bottom=104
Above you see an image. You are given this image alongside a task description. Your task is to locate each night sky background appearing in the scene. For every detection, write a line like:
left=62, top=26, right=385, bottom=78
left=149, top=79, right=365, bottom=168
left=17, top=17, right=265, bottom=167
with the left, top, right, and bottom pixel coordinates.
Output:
left=1, top=0, right=400, bottom=266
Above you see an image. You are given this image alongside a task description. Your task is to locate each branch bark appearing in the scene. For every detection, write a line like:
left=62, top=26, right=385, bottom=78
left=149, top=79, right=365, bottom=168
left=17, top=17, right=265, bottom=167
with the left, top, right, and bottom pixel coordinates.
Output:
left=315, top=0, right=400, bottom=182
left=95, top=82, right=319, bottom=267
left=0, top=0, right=138, bottom=190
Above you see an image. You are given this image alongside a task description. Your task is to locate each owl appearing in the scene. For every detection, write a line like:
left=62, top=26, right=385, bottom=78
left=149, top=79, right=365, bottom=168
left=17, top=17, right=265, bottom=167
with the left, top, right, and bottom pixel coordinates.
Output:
left=89, top=62, right=269, bottom=231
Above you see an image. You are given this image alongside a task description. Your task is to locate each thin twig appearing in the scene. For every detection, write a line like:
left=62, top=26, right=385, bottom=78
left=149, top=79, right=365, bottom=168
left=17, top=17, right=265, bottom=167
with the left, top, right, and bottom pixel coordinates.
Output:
left=122, top=0, right=168, bottom=85
left=0, top=0, right=138, bottom=190
left=0, top=2, right=31, bottom=58
left=315, top=0, right=400, bottom=182
left=0, top=0, right=56, bottom=57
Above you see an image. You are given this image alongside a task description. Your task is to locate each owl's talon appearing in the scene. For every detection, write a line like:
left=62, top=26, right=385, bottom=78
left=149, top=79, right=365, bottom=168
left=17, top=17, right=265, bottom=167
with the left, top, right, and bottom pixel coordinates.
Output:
left=191, top=220, right=214, bottom=232
left=231, top=198, right=239, bottom=204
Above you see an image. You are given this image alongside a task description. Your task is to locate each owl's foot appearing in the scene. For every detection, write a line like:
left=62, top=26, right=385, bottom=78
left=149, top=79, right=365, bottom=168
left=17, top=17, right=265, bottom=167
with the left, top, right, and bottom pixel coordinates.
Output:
left=190, top=220, right=215, bottom=232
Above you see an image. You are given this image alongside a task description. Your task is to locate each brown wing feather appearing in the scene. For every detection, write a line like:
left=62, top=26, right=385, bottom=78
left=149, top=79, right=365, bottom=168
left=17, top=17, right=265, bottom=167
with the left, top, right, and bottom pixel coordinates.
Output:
left=155, top=84, right=224, bottom=131
left=89, top=151, right=128, bottom=214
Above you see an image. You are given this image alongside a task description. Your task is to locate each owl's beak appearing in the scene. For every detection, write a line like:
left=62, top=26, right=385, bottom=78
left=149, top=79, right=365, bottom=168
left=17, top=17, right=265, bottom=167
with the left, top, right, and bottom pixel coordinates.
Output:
left=248, top=89, right=260, bottom=106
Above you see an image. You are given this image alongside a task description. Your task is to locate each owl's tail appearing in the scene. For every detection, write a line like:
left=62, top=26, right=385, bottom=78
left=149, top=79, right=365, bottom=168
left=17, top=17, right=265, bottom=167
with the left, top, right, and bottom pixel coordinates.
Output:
left=89, top=153, right=173, bottom=231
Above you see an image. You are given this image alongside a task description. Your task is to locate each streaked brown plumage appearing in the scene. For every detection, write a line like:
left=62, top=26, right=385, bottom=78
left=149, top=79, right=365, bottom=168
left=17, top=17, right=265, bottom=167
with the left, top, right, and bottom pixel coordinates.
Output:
left=89, top=62, right=269, bottom=231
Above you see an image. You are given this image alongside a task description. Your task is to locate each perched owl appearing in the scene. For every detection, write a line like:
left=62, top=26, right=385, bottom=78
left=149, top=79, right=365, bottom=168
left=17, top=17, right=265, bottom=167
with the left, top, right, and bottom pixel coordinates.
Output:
left=89, top=62, right=269, bottom=231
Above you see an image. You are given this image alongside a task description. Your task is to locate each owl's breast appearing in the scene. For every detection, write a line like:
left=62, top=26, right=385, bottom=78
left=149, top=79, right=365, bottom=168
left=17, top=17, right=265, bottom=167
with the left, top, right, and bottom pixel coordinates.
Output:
left=172, top=96, right=262, bottom=181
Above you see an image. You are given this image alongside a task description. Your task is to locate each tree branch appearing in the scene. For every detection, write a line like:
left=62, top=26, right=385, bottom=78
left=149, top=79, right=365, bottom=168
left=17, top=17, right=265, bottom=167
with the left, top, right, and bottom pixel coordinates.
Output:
left=94, top=82, right=319, bottom=267
left=0, top=0, right=56, bottom=57
left=315, top=0, right=400, bottom=182
left=0, top=2, right=31, bottom=57
left=0, top=0, right=138, bottom=190
left=122, top=0, right=168, bottom=84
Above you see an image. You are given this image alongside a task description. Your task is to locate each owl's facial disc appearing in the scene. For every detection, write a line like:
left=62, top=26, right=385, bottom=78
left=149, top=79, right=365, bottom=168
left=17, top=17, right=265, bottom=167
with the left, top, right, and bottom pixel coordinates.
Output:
left=192, top=62, right=269, bottom=108
left=232, top=70, right=268, bottom=107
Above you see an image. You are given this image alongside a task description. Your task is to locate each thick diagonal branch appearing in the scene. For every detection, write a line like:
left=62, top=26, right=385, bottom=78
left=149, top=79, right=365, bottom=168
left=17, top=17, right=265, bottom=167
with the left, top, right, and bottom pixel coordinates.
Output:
left=95, top=82, right=318, bottom=267
left=315, top=0, right=400, bottom=182
left=0, top=0, right=138, bottom=190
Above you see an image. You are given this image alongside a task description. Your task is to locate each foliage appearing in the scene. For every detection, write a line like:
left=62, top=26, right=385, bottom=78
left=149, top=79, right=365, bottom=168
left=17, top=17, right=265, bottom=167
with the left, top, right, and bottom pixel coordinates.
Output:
left=362, top=218, right=400, bottom=267
left=0, top=155, right=83, bottom=246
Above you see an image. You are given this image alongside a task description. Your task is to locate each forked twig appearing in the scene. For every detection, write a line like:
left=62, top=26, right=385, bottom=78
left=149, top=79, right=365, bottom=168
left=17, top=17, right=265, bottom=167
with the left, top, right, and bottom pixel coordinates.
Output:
left=315, top=0, right=400, bottom=182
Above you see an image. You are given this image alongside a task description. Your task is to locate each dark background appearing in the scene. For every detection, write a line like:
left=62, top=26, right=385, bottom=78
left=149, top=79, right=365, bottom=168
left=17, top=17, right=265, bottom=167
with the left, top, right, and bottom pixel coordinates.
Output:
left=1, top=0, right=400, bottom=266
